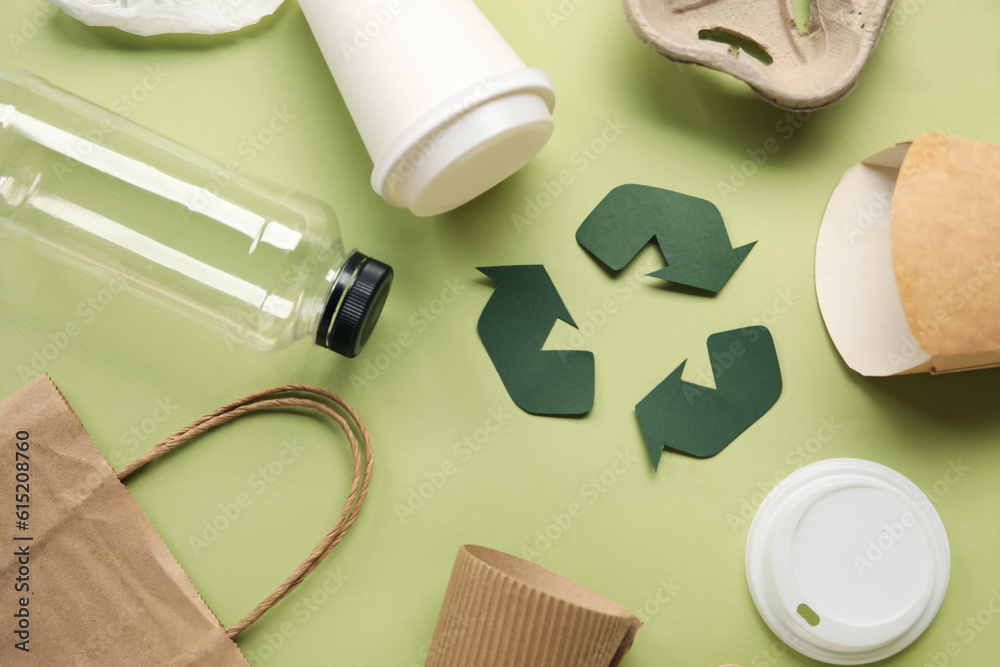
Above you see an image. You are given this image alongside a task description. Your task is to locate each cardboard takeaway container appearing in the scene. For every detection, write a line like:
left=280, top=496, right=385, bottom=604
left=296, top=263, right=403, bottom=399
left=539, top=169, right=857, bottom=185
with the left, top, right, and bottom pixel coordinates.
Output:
left=816, top=132, right=1000, bottom=376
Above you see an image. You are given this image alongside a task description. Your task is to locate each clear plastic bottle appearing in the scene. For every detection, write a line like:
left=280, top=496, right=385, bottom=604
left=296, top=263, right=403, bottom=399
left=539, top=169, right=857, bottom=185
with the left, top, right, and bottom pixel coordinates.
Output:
left=0, top=70, right=392, bottom=357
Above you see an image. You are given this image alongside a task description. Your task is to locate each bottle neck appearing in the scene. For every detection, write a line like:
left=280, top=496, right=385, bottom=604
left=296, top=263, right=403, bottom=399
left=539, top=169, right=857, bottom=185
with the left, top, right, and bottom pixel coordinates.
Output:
left=295, top=241, right=349, bottom=341
left=307, top=250, right=394, bottom=358
left=312, top=250, right=367, bottom=351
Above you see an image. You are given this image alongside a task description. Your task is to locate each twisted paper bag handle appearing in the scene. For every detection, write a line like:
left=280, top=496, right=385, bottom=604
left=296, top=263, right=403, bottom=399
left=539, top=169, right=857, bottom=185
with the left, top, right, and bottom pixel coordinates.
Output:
left=117, top=384, right=372, bottom=639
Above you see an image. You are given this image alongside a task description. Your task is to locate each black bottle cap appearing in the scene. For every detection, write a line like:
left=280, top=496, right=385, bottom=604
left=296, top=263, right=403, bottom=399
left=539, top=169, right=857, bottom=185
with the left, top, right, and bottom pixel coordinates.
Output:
left=316, top=251, right=393, bottom=358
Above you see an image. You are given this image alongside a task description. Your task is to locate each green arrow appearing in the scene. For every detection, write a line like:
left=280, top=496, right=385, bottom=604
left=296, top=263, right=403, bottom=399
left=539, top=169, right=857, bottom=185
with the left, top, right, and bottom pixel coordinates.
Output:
left=477, top=265, right=594, bottom=416
left=576, top=184, right=755, bottom=293
left=637, top=326, right=781, bottom=468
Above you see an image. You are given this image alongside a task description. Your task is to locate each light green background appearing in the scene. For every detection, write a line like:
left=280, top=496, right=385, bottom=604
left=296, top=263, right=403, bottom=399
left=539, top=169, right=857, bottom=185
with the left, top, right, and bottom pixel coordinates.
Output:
left=2, top=1, right=999, bottom=665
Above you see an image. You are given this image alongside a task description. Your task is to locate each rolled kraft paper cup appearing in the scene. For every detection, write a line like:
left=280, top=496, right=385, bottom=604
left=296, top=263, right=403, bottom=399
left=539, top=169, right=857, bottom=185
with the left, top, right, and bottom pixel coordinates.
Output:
left=299, top=0, right=556, bottom=217
left=426, top=545, right=642, bottom=667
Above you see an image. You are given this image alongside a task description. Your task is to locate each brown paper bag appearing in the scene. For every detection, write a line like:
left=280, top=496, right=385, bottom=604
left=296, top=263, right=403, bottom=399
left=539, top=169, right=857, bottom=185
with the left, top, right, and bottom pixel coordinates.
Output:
left=0, top=374, right=372, bottom=665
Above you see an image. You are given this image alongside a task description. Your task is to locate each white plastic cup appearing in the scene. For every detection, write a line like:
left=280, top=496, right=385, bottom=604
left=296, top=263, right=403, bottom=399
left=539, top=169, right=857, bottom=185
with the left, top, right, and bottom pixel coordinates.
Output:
left=299, top=0, right=556, bottom=217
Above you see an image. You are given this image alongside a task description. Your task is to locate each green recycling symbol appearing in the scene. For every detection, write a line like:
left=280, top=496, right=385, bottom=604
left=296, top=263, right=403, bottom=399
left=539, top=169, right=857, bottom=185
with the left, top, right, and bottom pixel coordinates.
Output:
left=477, top=184, right=782, bottom=469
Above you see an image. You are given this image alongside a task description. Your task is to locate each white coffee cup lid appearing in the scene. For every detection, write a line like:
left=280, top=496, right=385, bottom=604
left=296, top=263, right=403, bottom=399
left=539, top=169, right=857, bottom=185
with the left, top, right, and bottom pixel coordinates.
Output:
left=371, top=69, right=555, bottom=217
left=745, top=458, right=950, bottom=665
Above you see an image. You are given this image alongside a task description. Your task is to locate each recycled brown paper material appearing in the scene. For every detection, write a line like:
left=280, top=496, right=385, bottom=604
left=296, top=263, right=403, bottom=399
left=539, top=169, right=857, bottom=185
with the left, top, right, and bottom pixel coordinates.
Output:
left=621, top=0, right=897, bottom=110
left=816, top=133, right=1000, bottom=376
left=0, top=374, right=249, bottom=665
left=426, top=545, right=642, bottom=667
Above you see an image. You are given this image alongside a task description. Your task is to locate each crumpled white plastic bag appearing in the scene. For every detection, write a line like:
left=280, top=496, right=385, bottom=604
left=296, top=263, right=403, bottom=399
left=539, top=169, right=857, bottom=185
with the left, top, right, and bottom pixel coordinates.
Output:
left=48, top=0, right=286, bottom=36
